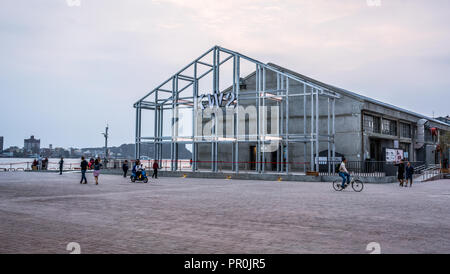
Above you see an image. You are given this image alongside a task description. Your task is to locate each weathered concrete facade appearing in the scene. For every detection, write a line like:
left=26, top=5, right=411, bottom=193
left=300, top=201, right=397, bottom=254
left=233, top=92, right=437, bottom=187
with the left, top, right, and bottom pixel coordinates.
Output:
left=135, top=46, right=450, bottom=175
left=198, top=63, right=450, bottom=170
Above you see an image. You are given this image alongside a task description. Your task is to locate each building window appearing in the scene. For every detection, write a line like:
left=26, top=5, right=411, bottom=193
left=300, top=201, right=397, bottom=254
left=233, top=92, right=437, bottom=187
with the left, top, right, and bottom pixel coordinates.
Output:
left=239, top=78, right=247, bottom=90
left=399, top=143, right=410, bottom=160
left=425, top=128, right=434, bottom=142
left=382, top=119, right=397, bottom=136
left=364, top=115, right=374, bottom=132
left=364, top=115, right=381, bottom=133
left=400, top=122, right=411, bottom=138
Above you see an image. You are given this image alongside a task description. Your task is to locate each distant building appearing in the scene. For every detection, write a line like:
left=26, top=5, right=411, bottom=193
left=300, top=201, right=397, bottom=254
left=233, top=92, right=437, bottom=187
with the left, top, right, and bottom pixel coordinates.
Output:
left=4, top=146, right=21, bottom=156
left=2, top=151, right=13, bottom=157
left=7, top=146, right=20, bottom=152
left=24, top=135, right=40, bottom=154
left=70, top=147, right=82, bottom=157
left=436, top=116, right=450, bottom=125
left=40, top=148, right=52, bottom=158
left=0, top=136, right=3, bottom=152
left=54, top=147, right=69, bottom=158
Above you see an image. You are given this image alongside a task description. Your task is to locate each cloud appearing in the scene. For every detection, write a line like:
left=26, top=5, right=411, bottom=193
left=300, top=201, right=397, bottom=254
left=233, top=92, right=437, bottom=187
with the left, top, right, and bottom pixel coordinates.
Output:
left=0, top=0, right=449, bottom=148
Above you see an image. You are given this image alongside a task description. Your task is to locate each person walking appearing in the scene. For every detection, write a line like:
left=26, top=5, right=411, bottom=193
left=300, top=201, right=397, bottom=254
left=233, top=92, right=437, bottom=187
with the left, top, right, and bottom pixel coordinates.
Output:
left=395, top=159, right=405, bottom=187
left=43, top=157, right=49, bottom=170
left=80, top=156, right=88, bottom=184
left=38, top=155, right=42, bottom=171
left=152, top=160, right=159, bottom=179
left=338, top=157, right=351, bottom=189
left=88, top=158, right=93, bottom=169
left=59, top=157, right=64, bottom=175
left=32, top=159, right=38, bottom=170
left=122, top=160, right=129, bottom=178
left=93, top=158, right=102, bottom=185
left=405, top=162, right=414, bottom=187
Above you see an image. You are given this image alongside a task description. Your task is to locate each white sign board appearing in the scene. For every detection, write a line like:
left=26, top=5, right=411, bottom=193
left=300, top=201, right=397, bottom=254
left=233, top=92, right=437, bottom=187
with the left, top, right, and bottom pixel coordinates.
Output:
left=315, top=157, right=342, bottom=164
left=386, top=148, right=404, bottom=163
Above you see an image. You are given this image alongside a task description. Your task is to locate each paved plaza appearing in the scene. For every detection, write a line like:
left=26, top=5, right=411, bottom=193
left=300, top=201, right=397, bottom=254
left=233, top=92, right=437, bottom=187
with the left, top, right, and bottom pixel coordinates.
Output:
left=0, top=171, right=449, bottom=254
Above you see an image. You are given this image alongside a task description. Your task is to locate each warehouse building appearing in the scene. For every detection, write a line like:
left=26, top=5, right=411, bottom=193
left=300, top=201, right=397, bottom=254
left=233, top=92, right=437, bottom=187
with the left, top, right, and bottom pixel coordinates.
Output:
left=134, top=46, right=450, bottom=175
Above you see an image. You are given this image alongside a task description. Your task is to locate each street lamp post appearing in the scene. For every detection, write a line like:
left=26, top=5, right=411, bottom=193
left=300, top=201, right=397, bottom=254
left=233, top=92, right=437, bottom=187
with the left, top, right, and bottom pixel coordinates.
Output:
left=102, top=124, right=109, bottom=167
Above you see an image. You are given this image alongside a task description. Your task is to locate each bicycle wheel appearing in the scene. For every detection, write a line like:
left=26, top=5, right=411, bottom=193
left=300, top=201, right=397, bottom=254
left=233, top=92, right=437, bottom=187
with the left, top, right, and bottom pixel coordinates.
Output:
left=332, top=180, right=343, bottom=191
left=352, top=180, right=364, bottom=192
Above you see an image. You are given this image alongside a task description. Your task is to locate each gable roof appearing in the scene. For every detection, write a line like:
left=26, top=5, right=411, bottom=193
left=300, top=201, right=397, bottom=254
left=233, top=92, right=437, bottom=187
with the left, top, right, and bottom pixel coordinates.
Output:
left=268, top=63, right=450, bottom=128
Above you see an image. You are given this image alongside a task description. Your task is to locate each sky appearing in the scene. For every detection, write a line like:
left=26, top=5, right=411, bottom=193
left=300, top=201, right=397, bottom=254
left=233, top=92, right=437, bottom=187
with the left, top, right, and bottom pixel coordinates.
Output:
left=1, top=0, right=449, bottom=149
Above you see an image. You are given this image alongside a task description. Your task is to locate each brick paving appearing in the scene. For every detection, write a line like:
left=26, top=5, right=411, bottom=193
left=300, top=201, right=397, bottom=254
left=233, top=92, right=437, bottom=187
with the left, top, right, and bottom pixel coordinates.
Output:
left=0, top=171, right=449, bottom=254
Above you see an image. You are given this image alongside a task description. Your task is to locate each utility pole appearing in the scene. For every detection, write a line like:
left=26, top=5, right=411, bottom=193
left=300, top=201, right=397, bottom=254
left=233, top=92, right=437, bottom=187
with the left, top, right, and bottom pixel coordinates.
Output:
left=102, top=124, right=109, bottom=165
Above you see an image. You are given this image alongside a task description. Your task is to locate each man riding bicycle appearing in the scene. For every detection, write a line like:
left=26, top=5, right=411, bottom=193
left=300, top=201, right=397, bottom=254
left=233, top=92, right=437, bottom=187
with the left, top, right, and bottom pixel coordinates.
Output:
left=339, top=158, right=350, bottom=189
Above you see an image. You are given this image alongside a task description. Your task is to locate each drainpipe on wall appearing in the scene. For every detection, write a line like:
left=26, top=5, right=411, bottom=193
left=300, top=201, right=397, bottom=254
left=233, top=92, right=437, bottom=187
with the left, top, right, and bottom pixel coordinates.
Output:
left=361, top=110, right=365, bottom=161
left=415, top=119, right=428, bottom=149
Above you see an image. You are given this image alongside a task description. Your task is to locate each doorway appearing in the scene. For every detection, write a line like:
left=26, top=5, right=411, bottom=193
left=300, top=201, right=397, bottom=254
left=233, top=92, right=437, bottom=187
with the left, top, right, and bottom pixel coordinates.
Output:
left=271, top=151, right=278, bottom=171
left=249, top=146, right=256, bottom=170
left=369, top=139, right=382, bottom=161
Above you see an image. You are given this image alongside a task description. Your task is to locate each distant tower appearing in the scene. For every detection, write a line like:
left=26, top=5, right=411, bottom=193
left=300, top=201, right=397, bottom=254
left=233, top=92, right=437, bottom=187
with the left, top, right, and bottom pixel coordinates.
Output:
left=24, top=135, right=40, bottom=154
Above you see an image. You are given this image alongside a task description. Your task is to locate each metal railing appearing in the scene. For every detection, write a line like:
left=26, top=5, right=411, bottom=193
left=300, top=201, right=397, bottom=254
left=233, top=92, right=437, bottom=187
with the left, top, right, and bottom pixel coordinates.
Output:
left=1, top=159, right=438, bottom=179
left=420, top=169, right=442, bottom=181
left=414, top=164, right=443, bottom=182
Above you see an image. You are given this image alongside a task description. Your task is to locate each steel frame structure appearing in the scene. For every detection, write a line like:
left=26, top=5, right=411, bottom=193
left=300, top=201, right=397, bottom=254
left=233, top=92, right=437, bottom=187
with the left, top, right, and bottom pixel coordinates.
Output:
left=134, top=46, right=340, bottom=174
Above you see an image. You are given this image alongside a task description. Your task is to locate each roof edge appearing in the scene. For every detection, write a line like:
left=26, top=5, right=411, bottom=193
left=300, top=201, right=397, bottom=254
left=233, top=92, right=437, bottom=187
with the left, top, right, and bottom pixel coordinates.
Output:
left=267, top=63, right=450, bottom=128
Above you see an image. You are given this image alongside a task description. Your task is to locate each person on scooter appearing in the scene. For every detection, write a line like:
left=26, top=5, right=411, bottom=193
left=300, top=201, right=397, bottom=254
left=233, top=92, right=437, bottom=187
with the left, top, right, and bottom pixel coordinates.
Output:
left=132, top=160, right=142, bottom=179
left=139, top=164, right=145, bottom=179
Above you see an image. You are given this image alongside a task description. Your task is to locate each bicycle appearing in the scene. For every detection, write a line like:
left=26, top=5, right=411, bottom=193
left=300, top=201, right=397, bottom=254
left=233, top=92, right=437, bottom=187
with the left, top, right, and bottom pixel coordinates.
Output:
left=333, top=176, right=364, bottom=192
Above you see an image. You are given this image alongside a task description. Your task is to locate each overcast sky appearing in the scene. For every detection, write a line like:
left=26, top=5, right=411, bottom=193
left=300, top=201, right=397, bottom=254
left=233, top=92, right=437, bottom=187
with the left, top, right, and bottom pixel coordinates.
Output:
left=1, top=0, right=449, bottom=149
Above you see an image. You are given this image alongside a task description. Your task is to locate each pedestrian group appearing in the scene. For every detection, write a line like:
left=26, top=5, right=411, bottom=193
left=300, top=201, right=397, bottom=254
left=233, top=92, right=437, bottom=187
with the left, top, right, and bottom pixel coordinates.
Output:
left=78, top=157, right=160, bottom=185
left=395, top=159, right=414, bottom=187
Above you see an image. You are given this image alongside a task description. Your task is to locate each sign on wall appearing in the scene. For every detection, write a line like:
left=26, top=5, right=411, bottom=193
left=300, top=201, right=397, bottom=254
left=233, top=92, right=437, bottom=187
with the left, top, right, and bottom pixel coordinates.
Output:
left=385, top=148, right=404, bottom=163
left=198, top=91, right=236, bottom=109
left=315, top=157, right=343, bottom=164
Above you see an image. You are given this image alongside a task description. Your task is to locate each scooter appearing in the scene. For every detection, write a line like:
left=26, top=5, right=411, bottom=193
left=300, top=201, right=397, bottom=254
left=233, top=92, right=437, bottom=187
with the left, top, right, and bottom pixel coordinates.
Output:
left=130, top=167, right=149, bottom=183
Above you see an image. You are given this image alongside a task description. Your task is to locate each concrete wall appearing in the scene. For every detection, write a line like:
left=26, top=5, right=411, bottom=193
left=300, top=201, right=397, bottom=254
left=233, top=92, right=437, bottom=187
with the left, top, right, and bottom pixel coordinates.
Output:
left=194, top=68, right=449, bottom=171
left=196, top=69, right=365, bottom=170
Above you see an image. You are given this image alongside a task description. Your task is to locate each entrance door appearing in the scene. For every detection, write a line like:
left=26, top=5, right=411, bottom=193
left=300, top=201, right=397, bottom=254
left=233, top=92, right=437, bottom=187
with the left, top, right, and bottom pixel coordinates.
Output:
left=370, top=139, right=382, bottom=161
left=271, top=151, right=277, bottom=171
left=249, top=146, right=256, bottom=170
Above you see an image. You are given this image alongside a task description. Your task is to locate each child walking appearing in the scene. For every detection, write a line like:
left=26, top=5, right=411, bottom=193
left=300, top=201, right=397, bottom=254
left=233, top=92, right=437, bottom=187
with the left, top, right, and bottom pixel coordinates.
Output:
left=93, top=158, right=102, bottom=185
